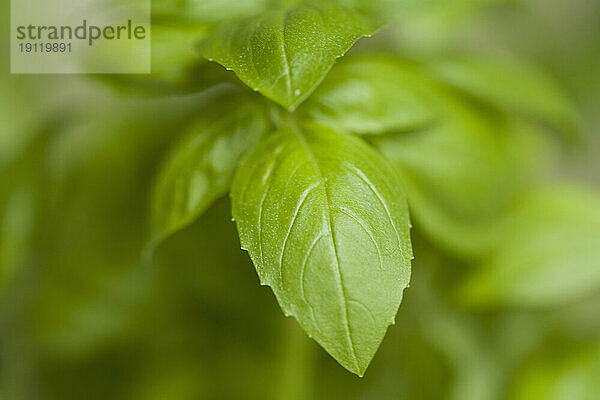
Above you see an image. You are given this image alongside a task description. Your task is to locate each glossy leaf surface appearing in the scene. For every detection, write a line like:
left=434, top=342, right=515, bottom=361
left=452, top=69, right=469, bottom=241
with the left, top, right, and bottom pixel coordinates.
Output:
left=199, top=4, right=379, bottom=110
left=231, top=120, right=412, bottom=375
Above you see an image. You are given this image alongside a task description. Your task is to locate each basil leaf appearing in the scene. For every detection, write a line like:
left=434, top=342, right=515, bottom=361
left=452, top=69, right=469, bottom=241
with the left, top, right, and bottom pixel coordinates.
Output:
left=301, top=56, right=439, bottom=134
left=231, top=120, right=412, bottom=375
left=429, top=56, right=578, bottom=136
left=461, top=186, right=600, bottom=307
left=373, top=94, right=550, bottom=257
left=199, top=4, right=379, bottom=110
left=151, top=92, right=269, bottom=245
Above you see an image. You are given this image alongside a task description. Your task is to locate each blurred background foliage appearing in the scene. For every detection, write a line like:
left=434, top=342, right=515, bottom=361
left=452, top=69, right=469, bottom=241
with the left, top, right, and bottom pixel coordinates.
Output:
left=1, top=0, right=600, bottom=399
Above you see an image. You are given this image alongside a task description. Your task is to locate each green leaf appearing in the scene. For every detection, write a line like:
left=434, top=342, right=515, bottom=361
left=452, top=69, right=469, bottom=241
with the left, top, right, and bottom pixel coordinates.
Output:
left=199, top=4, right=380, bottom=111
left=151, top=92, right=269, bottom=245
left=94, top=22, right=256, bottom=97
left=301, top=56, right=439, bottom=134
left=9, top=88, right=219, bottom=359
left=135, top=22, right=208, bottom=84
left=373, top=93, right=551, bottom=257
left=460, top=186, right=600, bottom=307
left=429, top=55, right=578, bottom=136
left=231, top=120, right=412, bottom=375
left=153, top=0, right=267, bottom=22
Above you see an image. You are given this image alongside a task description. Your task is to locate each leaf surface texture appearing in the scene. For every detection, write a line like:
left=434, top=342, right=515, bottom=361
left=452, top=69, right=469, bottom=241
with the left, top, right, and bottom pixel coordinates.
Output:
left=231, top=121, right=412, bottom=375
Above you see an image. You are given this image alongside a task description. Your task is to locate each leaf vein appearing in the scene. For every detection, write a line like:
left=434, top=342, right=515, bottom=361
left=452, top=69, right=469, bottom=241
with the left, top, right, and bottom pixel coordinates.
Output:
left=257, top=157, right=280, bottom=274
left=300, top=233, right=326, bottom=334
left=343, top=162, right=403, bottom=251
left=288, top=121, right=361, bottom=372
left=278, top=11, right=294, bottom=106
left=333, top=206, right=383, bottom=271
left=347, top=299, right=377, bottom=328
left=279, top=183, right=319, bottom=283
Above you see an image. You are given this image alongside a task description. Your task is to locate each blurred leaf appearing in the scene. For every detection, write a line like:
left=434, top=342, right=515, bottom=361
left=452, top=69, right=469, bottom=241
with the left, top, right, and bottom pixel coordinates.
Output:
left=0, top=186, right=35, bottom=292
left=93, top=22, right=212, bottom=96
left=0, top=130, right=53, bottom=295
left=2, top=0, right=600, bottom=398
left=12, top=87, right=236, bottom=362
left=231, top=120, right=412, bottom=375
left=0, top=75, right=42, bottom=171
left=46, top=85, right=235, bottom=178
left=461, top=186, right=600, bottom=307
left=509, top=341, right=600, bottom=400
left=373, top=93, right=551, bottom=257
left=429, top=55, right=578, bottom=137
left=150, top=91, right=269, bottom=245
left=199, top=4, right=380, bottom=110
left=152, top=0, right=267, bottom=22
left=129, top=21, right=206, bottom=83
left=301, top=55, right=439, bottom=134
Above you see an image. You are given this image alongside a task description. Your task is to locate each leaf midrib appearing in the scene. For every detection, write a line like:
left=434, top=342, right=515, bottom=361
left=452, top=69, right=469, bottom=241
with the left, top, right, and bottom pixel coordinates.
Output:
left=288, top=120, right=361, bottom=373
left=277, top=10, right=294, bottom=108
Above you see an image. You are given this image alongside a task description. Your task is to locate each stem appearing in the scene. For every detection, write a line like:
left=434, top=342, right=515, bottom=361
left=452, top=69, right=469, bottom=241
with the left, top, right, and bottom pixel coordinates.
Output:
left=277, top=318, right=314, bottom=400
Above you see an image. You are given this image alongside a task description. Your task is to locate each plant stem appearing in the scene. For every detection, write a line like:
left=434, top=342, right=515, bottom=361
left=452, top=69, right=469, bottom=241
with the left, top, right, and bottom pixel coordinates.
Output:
left=277, top=318, right=314, bottom=400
